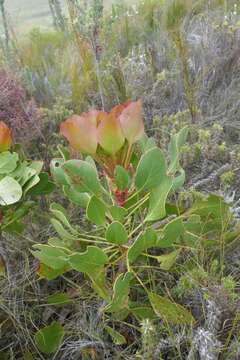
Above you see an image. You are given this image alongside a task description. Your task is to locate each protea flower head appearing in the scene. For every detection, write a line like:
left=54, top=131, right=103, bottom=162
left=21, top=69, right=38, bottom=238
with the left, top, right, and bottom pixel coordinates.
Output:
left=0, top=121, right=12, bottom=152
left=60, top=100, right=144, bottom=157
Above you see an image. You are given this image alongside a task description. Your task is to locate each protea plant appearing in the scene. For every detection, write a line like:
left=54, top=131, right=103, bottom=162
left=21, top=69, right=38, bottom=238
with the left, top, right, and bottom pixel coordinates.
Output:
left=32, top=99, right=240, bottom=345
left=60, top=100, right=144, bottom=177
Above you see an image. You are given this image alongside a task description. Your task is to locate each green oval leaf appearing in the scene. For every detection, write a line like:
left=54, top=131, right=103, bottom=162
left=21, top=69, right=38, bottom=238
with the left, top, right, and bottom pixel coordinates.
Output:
left=28, top=173, right=55, bottom=196
left=32, top=245, right=69, bottom=270
left=0, top=151, right=18, bottom=174
left=135, top=148, right=167, bottom=191
left=69, top=246, right=108, bottom=273
left=63, top=160, right=102, bottom=196
left=50, top=159, right=70, bottom=186
left=87, top=195, right=106, bottom=226
left=114, top=165, right=130, bottom=191
left=128, top=228, right=158, bottom=264
left=158, top=217, right=185, bottom=248
left=146, top=175, right=173, bottom=222
left=168, top=126, right=188, bottom=174
left=34, top=321, right=64, bottom=354
left=105, top=272, right=133, bottom=313
left=0, top=176, right=22, bottom=205
left=106, top=221, right=128, bottom=245
left=109, top=206, right=127, bottom=222
left=63, top=186, right=90, bottom=207
left=157, top=249, right=181, bottom=270
left=105, top=325, right=126, bottom=345
left=149, top=292, right=195, bottom=325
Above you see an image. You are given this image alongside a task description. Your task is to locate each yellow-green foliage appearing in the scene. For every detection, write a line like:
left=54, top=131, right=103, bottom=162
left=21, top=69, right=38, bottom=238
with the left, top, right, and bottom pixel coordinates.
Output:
left=165, top=0, right=191, bottom=31
left=19, top=29, right=68, bottom=71
left=220, top=171, right=235, bottom=187
left=69, top=38, right=98, bottom=112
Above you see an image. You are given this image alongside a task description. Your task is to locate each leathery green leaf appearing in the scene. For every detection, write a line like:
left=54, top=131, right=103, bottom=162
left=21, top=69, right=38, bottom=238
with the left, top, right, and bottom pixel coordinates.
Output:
left=51, top=158, right=70, bottom=186
left=63, top=186, right=90, bottom=208
left=63, top=160, right=102, bottom=196
left=146, top=175, right=173, bottom=222
left=128, top=228, right=158, bottom=264
left=168, top=126, right=188, bottom=174
left=0, top=176, right=22, bottom=205
left=105, top=272, right=133, bottom=313
left=157, top=249, right=181, bottom=270
left=158, top=217, right=185, bottom=248
left=87, top=195, right=106, bottom=226
left=131, top=306, right=156, bottom=321
left=50, top=203, right=78, bottom=235
left=109, top=206, right=127, bottom=222
left=69, top=246, right=108, bottom=273
left=135, top=148, right=167, bottom=191
left=32, top=245, right=69, bottom=270
left=50, top=218, right=77, bottom=242
left=114, top=165, right=130, bottom=191
left=0, top=151, right=18, bottom=174
left=149, top=292, right=195, bottom=325
left=106, top=221, right=128, bottom=245
left=88, top=269, right=110, bottom=301
left=34, top=321, right=64, bottom=354
left=27, top=172, right=55, bottom=196
left=105, top=326, right=126, bottom=345
left=37, top=263, right=69, bottom=280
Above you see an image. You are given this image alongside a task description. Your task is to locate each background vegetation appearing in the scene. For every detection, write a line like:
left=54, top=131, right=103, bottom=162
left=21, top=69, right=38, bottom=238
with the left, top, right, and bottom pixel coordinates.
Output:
left=0, top=0, right=240, bottom=359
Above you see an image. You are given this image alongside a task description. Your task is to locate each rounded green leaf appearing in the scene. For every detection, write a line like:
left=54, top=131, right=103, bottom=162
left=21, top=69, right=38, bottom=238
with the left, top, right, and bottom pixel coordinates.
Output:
left=105, top=326, right=126, bottom=345
left=63, top=186, right=90, bottom=207
left=158, top=217, right=185, bottom=248
left=131, top=306, right=156, bottom=321
left=34, top=321, right=64, bottom=354
left=69, top=246, right=108, bottom=273
left=149, top=292, right=195, bottom=325
left=168, top=126, right=189, bottom=174
left=135, top=148, right=167, bottom=191
left=0, top=176, right=22, bottom=205
left=109, top=206, right=127, bottom=222
left=87, top=195, right=106, bottom=226
left=128, top=228, right=158, bottom=264
left=28, top=173, right=55, bottom=196
left=114, top=165, right=130, bottom=191
left=0, top=151, right=18, bottom=174
left=146, top=175, right=173, bottom=222
left=50, top=159, right=70, bottom=186
left=157, top=249, right=181, bottom=270
left=105, top=272, right=133, bottom=313
left=37, top=263, right=69, bottom=280
left=63, top=160, right=102, bottom=196
left=106, top=221, right=128, bottom=245
left=32, top=245, right=69, bottom=270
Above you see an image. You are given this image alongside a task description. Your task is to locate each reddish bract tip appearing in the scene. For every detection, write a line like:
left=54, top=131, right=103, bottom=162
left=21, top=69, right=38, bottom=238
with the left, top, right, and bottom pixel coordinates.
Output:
left=119, top=100, right=144, bottom=144
left=60, top=115, right=98, bottom=155
left=0, top=121, right=12, bottom=152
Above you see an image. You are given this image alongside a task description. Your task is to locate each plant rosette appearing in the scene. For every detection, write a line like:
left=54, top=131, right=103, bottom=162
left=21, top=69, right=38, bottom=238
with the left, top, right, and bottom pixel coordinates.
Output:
left=32, top=102, right=239, bottom=327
